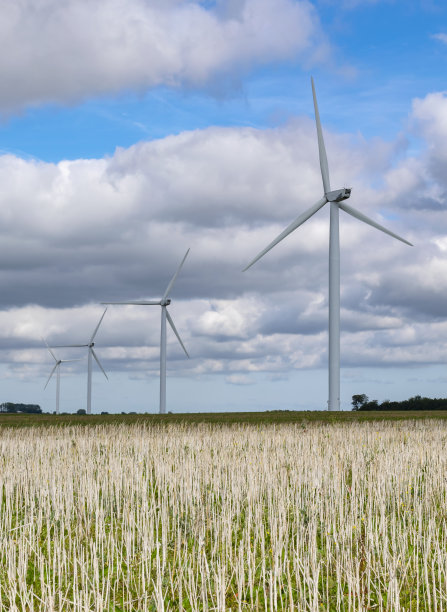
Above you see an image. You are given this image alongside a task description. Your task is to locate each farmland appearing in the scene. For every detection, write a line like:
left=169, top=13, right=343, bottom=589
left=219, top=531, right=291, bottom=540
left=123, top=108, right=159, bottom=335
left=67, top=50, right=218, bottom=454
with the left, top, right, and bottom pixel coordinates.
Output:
left=1, top=417, right=447, bottom=609
left=3, top=409, right=447, bottom=428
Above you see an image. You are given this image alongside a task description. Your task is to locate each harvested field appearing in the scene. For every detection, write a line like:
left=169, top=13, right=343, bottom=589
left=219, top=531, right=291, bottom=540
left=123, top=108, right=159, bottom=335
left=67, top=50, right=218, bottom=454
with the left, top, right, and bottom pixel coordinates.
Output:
left=1, top=420, right=446, bottom=610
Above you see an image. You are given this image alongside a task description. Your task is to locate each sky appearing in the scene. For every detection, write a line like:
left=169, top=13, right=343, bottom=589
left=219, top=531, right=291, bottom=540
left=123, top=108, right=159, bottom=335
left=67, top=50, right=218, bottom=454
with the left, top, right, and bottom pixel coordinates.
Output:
left=1, top=0, right=447, bottom=413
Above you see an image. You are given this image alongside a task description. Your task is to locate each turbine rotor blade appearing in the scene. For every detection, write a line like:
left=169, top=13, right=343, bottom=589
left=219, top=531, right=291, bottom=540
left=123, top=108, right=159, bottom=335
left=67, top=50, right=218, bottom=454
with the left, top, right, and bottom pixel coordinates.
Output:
left=243, top=196, right=327, bottom=271
left=338, top=202, right=413, bottom=246
left=90, top=308, right=108, bottom=344
left=166, top=310, right=189, bottom=358
left=101, top=301, right=161, bottom=305
left=42, top=337, right=58, bottom=363
left=44, top=363, right=58, bottom=390
left=51, top=344, right=89, bottom=348
left=91, top=348, right=108, bottom=380
left=311, top=77, right=331, bottom=194
left=162, top=248, right=190, bottom=301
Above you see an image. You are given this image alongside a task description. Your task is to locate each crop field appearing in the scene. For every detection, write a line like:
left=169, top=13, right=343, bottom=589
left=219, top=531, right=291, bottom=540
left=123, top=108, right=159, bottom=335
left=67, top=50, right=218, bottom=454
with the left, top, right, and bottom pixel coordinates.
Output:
left=1, top=419, right=447, bottom=610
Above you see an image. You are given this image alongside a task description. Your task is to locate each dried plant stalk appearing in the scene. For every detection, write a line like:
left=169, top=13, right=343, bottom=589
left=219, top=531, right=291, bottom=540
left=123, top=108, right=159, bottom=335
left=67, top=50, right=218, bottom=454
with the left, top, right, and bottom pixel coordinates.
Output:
left=0, top=420, right=446, bottom=610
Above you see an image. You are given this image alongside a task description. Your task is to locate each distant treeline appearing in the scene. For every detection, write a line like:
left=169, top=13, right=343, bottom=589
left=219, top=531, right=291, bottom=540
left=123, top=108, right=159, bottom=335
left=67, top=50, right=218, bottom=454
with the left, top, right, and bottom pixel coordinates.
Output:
left=0, top=403, right=42, bottom=414
left=352, top=394, right=447, bottom=411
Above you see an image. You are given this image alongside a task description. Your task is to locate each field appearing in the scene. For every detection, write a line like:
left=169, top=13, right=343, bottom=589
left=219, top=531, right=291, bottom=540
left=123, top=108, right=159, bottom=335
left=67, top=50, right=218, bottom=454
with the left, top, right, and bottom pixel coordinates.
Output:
left=2, top=415, right=447, bottom=610
left=3, top=409, right=447, bottom=428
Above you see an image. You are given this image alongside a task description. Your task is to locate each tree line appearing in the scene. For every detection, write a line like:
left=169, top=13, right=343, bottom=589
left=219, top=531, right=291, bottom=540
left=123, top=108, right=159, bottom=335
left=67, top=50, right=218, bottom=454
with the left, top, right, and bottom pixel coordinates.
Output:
left=0, top=403, right=42, bottom=414
left=352, top=394, right=447, bottom=411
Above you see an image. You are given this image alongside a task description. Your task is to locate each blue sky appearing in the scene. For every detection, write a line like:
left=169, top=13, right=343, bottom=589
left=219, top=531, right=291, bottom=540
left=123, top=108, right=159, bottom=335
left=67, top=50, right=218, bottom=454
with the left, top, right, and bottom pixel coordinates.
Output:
left=3, top=1, right=447, bottom=161
left=1, top=0, right=447, bottom=413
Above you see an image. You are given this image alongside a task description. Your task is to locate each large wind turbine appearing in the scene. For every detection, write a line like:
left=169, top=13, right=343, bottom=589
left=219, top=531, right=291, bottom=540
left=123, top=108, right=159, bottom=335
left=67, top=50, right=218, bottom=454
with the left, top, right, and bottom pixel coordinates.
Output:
left=43, top=340, right=79, bottom=414
left=103, top=249, right=190, bottom=414
left=244, top=78, right=412, bottom=411
left=52, top=309, right=108, bottom=414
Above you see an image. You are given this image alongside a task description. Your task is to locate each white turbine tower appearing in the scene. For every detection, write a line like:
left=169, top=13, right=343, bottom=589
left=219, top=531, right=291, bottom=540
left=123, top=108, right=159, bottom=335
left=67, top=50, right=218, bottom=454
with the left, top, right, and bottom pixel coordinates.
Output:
left=103, top=249, right=190, bottom=414
left=244, top=78, right=412, bottom=411
left=53, top=309, right=108, bottom=414
left=43, top=340, right=79, bottom=414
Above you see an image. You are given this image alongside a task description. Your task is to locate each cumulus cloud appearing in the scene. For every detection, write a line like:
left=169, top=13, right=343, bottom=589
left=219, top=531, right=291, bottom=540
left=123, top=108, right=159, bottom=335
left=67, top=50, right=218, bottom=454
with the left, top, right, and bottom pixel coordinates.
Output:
left=2, top=88, right=447, bottom=384
left=412, top=92, right=447, bottom=146
left=0, top=0, right=328, bottom=113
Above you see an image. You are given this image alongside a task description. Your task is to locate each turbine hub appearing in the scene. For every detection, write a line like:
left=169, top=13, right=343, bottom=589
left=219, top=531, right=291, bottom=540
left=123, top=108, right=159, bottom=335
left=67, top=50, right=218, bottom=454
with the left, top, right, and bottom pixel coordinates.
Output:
left=161, top=299, right=171, bottom=306
left=326, top=188, right=351, bottom=202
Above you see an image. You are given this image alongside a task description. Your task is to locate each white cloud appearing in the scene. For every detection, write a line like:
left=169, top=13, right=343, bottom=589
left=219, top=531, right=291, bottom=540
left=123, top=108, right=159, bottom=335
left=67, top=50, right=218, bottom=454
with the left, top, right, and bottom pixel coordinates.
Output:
left=412, top=92, right=447, bottom=154
left=2, top=89, right=447, bottom=384
left=0, top=0, right=329, bottom=113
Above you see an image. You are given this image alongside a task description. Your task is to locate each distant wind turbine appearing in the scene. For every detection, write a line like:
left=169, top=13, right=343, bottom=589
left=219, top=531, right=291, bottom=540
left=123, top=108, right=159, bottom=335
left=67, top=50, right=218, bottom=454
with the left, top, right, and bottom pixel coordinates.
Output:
left=43, top=339, right=79, bottom=415
left=244, top=78, right=412, bottom=411
left=103, top=249, right=190, bottom=414
left=52, top=309, right=108, bottom=414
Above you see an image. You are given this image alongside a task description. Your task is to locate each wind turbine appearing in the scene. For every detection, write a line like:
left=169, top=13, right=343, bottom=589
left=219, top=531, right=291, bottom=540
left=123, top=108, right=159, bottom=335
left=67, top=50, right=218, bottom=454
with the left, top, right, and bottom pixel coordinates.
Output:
left=43, top=339, right=79, bottom=414
left=52, top=309, right=108, bottom=414
left=103, top=249, right=190, bottom=414
left=244, top=78, right=412, bottom=411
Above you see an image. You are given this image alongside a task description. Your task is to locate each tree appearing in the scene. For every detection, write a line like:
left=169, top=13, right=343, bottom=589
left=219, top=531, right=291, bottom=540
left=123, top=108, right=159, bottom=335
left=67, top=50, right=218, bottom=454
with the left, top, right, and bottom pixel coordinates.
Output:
left=0, top=403, right=41, bottom=413
left=351, top=394, right=368, bottom=411
left=19, top=404, right=42, bottom=414
left=77, top=409, right=87, bottom=415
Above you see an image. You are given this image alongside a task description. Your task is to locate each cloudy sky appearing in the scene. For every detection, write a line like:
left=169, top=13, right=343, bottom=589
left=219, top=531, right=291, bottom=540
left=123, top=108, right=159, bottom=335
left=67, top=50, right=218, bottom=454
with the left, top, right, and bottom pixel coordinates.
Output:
left=1, top=0, right=447, bottom=413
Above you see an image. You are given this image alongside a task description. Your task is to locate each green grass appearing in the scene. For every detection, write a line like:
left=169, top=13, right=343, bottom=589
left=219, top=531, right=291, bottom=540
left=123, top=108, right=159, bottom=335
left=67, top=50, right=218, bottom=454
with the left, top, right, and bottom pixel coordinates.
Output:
left=2, top=409, right=447, bottom=428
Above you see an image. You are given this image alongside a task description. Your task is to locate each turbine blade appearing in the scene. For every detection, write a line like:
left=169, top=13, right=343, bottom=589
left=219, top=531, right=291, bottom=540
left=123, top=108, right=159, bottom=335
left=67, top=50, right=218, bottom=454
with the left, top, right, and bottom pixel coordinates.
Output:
left=101, top=301, right=161, bottom=305
left=60, top=358, right=82, bottom=363
left=51, top=344, right=88, bottom=348
left=311, top=77, right=331, bottom=194
left=90, top=308, right=108, bottom=344
left=42, top=337, right=57, bottom=362
left=243, top=196, right=327, bottom=271
left=166, top=310, right=189, bottom=358
left=91, top=348, right=108, bottom=380
left=162, top=248, right=190, bottom=301
left=44, top=363, right=58, bottom=390
left=338, top=202, right=413, bottom=246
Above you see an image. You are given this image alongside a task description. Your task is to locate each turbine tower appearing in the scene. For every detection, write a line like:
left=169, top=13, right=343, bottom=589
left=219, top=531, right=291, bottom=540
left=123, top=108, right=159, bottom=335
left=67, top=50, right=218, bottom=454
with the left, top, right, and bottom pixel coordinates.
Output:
left=53, top=309, right=108, bottom=414
left=43, top=339, right=79, bottom=414
left=244, top=78, right=412, bottom=411
left=103, top=249, right=190, bottom=414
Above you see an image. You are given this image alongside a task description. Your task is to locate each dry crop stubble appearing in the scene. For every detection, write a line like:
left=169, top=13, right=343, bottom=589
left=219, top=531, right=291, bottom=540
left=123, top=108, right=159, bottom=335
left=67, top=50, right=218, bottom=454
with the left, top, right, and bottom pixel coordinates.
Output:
left=1, top=420, right=447, bottom=609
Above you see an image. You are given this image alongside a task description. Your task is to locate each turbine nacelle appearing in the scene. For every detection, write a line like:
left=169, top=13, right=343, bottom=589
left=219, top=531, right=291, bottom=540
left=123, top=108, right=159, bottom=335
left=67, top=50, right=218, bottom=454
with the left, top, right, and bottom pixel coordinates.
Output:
left=326, top=188, right=352, bottom=202
left=160, top=299, right=171, bottom=307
